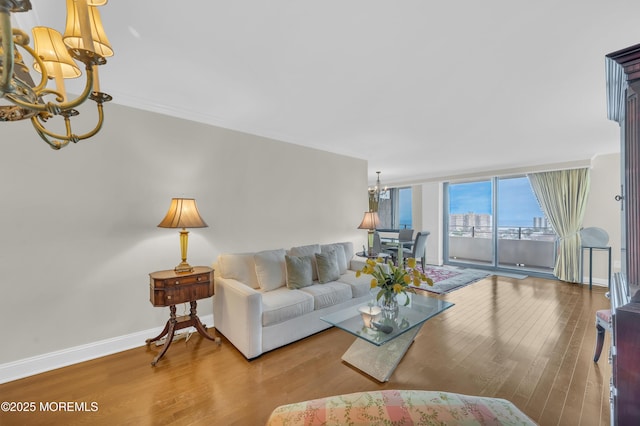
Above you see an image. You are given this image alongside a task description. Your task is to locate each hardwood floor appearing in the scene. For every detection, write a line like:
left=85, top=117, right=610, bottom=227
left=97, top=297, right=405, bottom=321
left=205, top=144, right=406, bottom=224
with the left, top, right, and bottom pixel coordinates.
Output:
left=0, top=275, right=611, bottom=425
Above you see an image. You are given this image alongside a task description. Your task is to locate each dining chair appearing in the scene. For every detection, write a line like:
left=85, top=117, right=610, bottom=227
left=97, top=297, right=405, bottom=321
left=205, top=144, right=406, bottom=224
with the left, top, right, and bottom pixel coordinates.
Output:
left=373, top=231, right=383, bottom=255
left=403, top=231, right=430, bottom=267
left=398, top=228, right=414, bottom=250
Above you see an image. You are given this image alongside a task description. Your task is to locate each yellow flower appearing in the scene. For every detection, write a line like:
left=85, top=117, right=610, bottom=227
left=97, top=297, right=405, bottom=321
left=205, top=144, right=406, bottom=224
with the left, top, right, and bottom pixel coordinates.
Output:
left=370, top=279, right=378, bottom=289
left=392, top=283, right=404, bottom=293
left=407, top=258, right=416, bottom=268
left=403, top=275, right=412, bottom=284
left=356, top=270, right=361, bottom=278
left=366, top=258, right=376, bottom=267
left=413, top=277, right=421, bottom=286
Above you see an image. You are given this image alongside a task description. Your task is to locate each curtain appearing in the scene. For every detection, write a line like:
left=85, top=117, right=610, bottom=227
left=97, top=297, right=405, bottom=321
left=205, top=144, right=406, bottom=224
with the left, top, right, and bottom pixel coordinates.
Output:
left=528, top=168, right=591, bottom=283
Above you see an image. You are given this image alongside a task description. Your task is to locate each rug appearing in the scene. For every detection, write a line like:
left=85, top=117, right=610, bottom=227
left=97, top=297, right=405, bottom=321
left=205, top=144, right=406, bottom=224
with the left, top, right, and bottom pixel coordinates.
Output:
left=412, top=265, right=491, bottom=294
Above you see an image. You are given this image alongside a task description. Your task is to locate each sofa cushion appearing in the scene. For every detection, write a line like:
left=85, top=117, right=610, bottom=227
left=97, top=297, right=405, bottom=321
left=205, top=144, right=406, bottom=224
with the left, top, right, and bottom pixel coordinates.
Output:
left=321, top=243, right=347, bottom=273
left=289, top=244, right=321, bottom=280
left=255, top=249, right=286, bottom=292
left=285, top=255, right=313, bottom=289
left=337, top=270, right=373, bottom=298
left=217, top=253, right=260, bottom=289
left=300, top=282, right=353, bottom=310
left=316, top=251, right=340, bottom=283
left=261, top=287, right=315, bottom=326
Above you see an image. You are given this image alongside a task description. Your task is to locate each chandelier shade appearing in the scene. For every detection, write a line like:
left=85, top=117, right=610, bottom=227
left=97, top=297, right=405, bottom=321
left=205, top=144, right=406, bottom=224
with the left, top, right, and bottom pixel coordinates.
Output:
left=63, top=0, right=113, bottom=58
left=0, top=0, right=113, bottom=149
left=32, top=27, right=82, bottom=79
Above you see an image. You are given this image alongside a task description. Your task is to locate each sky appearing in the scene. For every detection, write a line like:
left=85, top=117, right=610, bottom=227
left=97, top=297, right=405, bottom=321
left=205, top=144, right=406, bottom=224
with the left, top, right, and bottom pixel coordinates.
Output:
left=448, top=177, right=545, bottom=227
left=399, top=187, right=412, bottom=227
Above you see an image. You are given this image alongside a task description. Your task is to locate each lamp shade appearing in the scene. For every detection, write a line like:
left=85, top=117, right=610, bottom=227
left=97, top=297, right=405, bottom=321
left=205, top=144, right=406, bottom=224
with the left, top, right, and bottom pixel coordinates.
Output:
left=63, top=0, right=114, bottom=57
left=357, top=211, right=379, bottom=230
left=32, top=27, right=82, bottom=79
left=158, top=198, right=208, bottom=229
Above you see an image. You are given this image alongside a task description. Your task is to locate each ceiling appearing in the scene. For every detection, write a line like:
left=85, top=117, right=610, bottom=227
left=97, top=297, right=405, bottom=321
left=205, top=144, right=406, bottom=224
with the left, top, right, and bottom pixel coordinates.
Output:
left=17, top=1, right=640, bottom=186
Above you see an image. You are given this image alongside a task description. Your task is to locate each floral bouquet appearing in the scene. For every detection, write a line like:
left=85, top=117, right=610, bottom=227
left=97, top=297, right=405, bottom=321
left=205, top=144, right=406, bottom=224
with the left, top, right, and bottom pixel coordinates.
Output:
left=356, top=257, right=433, bottom=308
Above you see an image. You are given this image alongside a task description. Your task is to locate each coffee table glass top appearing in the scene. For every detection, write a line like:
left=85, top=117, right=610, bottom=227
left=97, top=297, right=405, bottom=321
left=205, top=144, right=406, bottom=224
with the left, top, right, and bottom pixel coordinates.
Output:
left=321, top=293, right=453, bottom=346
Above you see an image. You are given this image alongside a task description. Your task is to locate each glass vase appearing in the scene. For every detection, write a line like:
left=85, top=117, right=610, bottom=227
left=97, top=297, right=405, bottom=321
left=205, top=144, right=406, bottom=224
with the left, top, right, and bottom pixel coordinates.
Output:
left=380, top=291, right=399, bottom=319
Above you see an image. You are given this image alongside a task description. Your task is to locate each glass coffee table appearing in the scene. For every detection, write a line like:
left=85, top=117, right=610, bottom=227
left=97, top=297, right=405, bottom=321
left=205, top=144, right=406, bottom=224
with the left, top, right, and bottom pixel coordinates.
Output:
left=321, top=293, right=453, bottom=382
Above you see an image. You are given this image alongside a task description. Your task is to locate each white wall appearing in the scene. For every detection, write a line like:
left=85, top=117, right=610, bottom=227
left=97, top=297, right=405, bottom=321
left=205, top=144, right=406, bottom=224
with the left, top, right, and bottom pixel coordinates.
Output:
left=417, top=182, right=442, bottom=265
left=582, top=153, right=622, bottom=281
left=414, top=152, right=621, bottom=283
left=0, top=103, right=368, bottom=366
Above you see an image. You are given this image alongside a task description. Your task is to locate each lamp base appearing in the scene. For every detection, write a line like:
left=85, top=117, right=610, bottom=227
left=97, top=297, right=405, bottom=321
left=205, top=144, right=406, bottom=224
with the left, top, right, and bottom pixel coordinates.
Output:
left=174, top=261, right=194, bottom=274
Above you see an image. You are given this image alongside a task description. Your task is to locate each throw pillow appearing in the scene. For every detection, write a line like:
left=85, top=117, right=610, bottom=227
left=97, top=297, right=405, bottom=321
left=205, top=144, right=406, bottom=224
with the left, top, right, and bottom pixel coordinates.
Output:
left=315, top=250, right=340, bottom=284
left=321, top=243, right=347, bottom=274
left=285, top=255, right=313, bottom=289
left=217, top=252, right=260, bottom=289
left=254, top=249, right=286, bottom=292
left=290, top=244, right=321, bottom=280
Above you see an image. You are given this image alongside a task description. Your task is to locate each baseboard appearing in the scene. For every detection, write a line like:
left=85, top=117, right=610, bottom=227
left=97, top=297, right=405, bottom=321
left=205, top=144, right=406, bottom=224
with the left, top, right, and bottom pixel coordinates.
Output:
left=0, top=314, right=213, bottom=384
left=581, top=277, right=609, bottom=287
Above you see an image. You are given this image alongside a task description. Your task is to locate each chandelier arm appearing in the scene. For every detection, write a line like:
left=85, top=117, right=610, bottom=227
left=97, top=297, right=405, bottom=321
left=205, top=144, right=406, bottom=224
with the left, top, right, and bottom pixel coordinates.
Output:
left=17, top=41, right=49, bottom=94
left=33, top=124, right=71, bottom=150
left=76, top=101, right=105, bottom=140
left=0, top=9, right=15, bottom=95
left=31, top=112, right=75, bottom=148
left=5, top=61, right=96, bottom=114
left=30, top=98, right=106, bottom=145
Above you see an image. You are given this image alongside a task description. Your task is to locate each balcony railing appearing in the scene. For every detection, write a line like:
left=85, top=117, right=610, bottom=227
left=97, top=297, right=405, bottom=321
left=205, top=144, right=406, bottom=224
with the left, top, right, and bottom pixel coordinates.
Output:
left=448, top=226, right=556, bottom=270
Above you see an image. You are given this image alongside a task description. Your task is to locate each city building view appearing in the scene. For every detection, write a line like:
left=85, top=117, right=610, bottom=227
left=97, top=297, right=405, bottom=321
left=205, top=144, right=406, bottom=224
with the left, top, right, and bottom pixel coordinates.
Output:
left=446, top=177, right=557, bottom=272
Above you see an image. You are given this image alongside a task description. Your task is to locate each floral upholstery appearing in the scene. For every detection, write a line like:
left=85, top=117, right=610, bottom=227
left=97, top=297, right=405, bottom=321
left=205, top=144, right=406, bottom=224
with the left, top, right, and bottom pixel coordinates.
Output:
left=266, top=389, right=536, bottom=425
left=596, top=309, right=611, bottom=324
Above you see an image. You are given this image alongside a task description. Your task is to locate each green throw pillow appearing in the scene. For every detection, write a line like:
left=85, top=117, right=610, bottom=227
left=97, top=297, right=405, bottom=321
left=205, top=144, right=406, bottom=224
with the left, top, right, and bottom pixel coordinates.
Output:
left=285, top=255, right=313, bottom=289
left=315, top=250, right=340, bottom=284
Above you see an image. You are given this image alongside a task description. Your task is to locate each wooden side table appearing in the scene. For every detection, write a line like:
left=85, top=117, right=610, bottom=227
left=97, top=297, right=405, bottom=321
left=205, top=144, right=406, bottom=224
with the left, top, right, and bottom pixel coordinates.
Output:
left=146, top=266, right=221, bottom=366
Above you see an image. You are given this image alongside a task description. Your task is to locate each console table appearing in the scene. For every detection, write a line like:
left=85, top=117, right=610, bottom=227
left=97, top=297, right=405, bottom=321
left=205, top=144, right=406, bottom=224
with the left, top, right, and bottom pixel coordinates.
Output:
left=146, top=266, right=220, bottom=366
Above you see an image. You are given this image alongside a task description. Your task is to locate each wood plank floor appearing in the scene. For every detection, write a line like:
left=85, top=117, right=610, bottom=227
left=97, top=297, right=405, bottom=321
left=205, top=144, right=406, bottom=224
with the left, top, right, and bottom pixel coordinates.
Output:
left=0, top=275, right=611, bottom=425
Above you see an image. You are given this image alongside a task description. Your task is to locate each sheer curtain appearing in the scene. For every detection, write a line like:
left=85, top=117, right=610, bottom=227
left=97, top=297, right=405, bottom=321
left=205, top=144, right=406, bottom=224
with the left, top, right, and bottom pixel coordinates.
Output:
left=528, top=168, right=591, bottom=283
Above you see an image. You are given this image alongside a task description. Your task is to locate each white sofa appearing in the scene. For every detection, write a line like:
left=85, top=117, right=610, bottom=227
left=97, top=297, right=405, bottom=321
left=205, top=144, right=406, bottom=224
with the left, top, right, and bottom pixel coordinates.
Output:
left=213, top=241, right=373, bottom=359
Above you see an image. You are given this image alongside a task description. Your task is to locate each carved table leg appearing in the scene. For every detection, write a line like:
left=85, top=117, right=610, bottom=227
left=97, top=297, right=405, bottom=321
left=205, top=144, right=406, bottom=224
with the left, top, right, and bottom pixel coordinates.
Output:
left=150, top=305, right=178, bottom=366
left=190, top=301, right=221, bottom=344
left=145, top=319, right=171, bottom=345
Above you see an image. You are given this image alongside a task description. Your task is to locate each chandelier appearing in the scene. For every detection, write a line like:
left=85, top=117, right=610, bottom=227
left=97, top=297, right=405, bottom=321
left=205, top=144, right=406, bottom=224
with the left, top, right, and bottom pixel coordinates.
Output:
left=0, top=0, right=113, bottom=149
left=368, top=171, right=387, bottom=212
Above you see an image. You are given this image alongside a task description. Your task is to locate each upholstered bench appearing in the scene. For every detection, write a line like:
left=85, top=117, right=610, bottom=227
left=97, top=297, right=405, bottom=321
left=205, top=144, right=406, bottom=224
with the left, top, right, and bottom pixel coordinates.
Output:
left=266, top=389, right=537, bottom=425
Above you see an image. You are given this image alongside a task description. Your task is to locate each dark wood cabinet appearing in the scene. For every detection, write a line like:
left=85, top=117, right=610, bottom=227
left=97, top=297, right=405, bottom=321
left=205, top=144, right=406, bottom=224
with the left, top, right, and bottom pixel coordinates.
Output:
left=615, top=302, right=640, bottom=423
left=606, top=44, right=640, bottom=425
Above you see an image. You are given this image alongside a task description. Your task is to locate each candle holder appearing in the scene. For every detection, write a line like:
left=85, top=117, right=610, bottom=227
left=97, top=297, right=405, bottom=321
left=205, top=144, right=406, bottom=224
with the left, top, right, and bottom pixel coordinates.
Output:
left=358, top=305, right=382, bottom=328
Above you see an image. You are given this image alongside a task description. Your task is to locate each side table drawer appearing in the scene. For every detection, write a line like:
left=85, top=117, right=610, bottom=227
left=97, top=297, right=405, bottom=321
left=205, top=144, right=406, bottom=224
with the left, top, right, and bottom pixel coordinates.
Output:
left=149, top=267, right=214, bottom=307
left=152, top=272, right=210, bottom=288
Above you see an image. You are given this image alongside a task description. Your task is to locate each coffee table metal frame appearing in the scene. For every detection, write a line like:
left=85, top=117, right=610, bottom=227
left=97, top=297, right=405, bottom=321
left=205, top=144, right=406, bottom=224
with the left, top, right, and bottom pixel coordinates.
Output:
left=321, top=293, right=453, bottom=382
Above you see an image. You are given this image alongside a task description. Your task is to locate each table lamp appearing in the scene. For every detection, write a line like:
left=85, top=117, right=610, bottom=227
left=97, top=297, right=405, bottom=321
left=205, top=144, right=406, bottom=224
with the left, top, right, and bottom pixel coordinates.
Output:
left=158, top=198, right=208, bottom=273
left=358, top=211, right=380, bottom=257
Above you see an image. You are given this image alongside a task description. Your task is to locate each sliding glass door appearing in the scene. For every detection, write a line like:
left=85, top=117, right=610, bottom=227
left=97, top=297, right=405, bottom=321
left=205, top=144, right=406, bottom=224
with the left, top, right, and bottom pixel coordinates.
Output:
left=446, top=180, right=494, bottom=266
left=445, top=176, right=556, bottom=274
left=496, top=177, right=556, bottom=272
